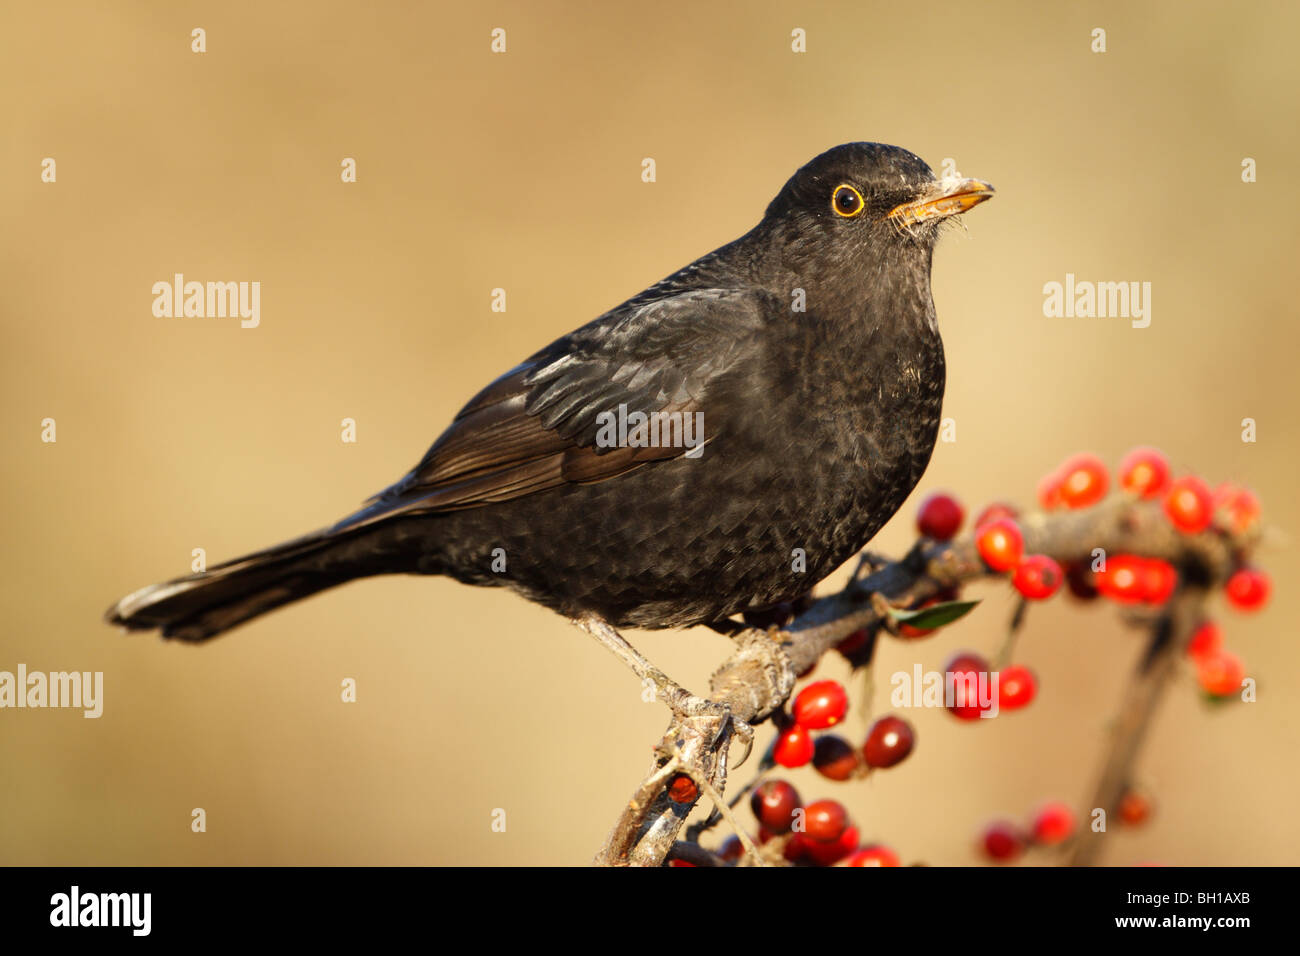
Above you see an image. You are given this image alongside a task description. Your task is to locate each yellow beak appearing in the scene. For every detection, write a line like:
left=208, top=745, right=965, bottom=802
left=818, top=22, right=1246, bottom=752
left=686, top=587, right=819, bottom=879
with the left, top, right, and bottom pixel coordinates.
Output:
left=888, top=177, right=995, bottom=227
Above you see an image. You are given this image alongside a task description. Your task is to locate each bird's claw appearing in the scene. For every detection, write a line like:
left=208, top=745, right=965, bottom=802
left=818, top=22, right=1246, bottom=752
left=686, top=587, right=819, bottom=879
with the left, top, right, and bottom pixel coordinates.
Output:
left=662, top=690, right=755, bottom=768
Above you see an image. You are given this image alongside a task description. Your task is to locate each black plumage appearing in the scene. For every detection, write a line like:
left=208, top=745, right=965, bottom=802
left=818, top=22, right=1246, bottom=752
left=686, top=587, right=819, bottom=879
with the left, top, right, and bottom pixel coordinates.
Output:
left=106, top=143, right=993, bottom=642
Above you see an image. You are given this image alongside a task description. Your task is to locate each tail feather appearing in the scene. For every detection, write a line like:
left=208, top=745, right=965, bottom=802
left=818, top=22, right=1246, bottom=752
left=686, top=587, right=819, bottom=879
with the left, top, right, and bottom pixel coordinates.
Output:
left=106, top=526, right=389, bottom=642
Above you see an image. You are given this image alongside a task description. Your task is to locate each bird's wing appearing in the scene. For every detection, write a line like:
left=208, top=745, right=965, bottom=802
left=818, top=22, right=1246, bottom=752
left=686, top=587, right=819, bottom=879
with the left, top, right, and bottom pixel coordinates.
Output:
left=337, top=287, right=773, bottom=526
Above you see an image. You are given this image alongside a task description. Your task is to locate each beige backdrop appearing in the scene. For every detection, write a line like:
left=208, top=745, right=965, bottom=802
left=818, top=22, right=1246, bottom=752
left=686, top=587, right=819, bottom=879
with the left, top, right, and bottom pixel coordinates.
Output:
left=3, top=0, right=1297, bottom=865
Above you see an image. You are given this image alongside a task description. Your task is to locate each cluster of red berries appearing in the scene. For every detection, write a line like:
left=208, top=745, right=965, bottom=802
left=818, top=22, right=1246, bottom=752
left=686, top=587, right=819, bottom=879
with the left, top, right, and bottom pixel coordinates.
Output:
left=743, top=779, right=902, bottom=866
left=920, top=450, right=1271, bottom=614
left=918, top=493, right=1064, bottom=602
left=980, top=800, right=1077, bottom=863
left=945, top=651, right=1037, bottom=718
left=1037, top=449, right=1269, bottom=608
left=771, top=679, right=918, bottom=776
left=918, top=447, right=1267, bottom=709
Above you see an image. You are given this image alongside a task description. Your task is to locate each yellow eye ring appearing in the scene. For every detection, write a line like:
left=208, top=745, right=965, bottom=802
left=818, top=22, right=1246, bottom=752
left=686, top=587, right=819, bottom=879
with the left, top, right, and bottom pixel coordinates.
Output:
left=831, top=184, right=865, bottom=218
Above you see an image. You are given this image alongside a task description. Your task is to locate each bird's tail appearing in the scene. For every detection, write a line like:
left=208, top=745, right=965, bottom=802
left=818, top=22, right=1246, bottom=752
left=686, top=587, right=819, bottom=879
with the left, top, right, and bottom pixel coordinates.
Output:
left=105, top=523, right=400, bottom=642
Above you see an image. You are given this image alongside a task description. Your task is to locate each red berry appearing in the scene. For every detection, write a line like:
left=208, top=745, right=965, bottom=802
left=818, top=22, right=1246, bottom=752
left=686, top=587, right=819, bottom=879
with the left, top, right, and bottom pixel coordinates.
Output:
left=1032, top=802, right=1076, bottom=846
left=1037, top=470, right=1066, bottom=510
left=1012, top=554, right=1063, bottom=600
left=802, top=799, right=849, bottom=844
left=792, top=680, right=849, bottom=729
left=976, top=518, right=1024, bottom=572
left=1213, top=483, right=1261, bottom=535
left=916, top=492, right=964, bottom=541
left=813, top=734, right=862, bottom=781
left=750, top=779, right=801, bottom=832
left=1058, top=453, right=1109, bottom=509
left=668, top=859, right=696, bottom=867
left=667, top=773, right=698, bottom=804
left=804, top=824, right=859, bottom=866
left=772, top=723, right=815, bottom=768
left=1224, top=567, right=1270, bottom=611
left=1186, top=620, right=1222, bottom=660
left=846, top=844, right=901, bottom=867
left=981, top=821, right=1025, bottom=862
left=783, top=832, right=810, bottom=863
left=1095, top=554, right=1146, bottom=604
left=1140, top=559, right=1178, bottom=605
left=1118, top=790, right=1153, bottom=826
left=836, top=627, right=871, bottom=656
left=1164, top=475, right=1214, bottom=533
left=1064, top=562, right=1099, bottom=600
left=945, top=652, right=993, bottom=720
left=1197, top=649, right=1245, bottom=698
left=1119, top=447, right=1171, bottom=499
left=974, top=502, right=1019, bottom=529
left=997, top=665, right=1037, bottom=710
left=863, top=715, right=916, bottom=769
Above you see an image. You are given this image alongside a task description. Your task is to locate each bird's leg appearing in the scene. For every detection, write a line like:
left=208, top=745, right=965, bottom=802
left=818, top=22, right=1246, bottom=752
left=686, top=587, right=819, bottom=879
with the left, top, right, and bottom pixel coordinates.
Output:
left=572, top=615, right=753, bottom=760
left=703, top=618, right=749, bottom=638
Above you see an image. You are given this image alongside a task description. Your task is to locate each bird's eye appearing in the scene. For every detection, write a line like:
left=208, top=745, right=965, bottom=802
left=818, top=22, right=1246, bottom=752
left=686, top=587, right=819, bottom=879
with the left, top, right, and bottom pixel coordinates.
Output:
left=832, top=184, right=864, bottom=218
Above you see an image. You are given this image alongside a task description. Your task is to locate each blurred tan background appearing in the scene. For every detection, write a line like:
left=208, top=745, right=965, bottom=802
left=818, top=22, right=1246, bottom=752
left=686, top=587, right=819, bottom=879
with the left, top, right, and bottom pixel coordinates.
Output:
left=2, top=0, right=1297, bottom=865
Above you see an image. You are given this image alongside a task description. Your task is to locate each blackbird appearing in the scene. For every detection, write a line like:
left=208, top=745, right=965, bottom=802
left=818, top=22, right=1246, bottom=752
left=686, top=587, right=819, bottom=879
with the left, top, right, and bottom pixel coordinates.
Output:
left=107, top=143, right=994, bottom=675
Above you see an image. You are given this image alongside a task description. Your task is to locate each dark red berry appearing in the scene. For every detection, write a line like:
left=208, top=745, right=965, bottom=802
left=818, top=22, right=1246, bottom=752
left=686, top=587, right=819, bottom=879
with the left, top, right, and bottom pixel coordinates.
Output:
left=863, top=715, right=916, bottom=769
left=981, top=821, right=1025, bottom=862
left=750, top=779, right=801, bottom=832
left=916, top=492, right=964, bottom=541
left=813, top=734, right=861, bottom=781
left=803, top=824, right=859, bottom=866
left=836, top=627, right=871, bottom=656
left=945, top=652, right=993, bottom=720
left=1064, top=562, right=1099, bottom=600
left=802, top=799, right=849, bottom=844
left=667, top=773, right=698, bottom=804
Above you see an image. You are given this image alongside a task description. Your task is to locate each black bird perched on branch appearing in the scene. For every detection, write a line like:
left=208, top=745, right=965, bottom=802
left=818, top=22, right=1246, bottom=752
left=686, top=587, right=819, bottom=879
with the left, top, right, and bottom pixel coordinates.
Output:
left=107, top=142, right=993, bottom=712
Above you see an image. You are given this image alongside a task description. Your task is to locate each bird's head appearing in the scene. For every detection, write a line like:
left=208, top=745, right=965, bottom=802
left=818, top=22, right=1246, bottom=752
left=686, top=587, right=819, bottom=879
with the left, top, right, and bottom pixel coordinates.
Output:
left=759, top=142, right=994, bottom=281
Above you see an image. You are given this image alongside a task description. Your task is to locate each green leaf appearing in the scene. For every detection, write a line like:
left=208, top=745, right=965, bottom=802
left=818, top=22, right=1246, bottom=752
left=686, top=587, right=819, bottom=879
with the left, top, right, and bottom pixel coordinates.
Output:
left=887, top=599, right=980, bottom=630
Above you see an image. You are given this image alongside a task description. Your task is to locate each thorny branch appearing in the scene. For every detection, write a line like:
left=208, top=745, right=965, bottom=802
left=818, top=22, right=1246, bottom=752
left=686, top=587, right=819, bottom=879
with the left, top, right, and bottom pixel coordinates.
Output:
left=596, top=495, right=1246, bottom=867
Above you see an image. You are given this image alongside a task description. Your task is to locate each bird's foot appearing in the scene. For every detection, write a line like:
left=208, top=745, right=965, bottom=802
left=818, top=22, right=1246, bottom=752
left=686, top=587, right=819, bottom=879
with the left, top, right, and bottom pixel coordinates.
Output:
left=651, top=682, right=753, bottom=767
